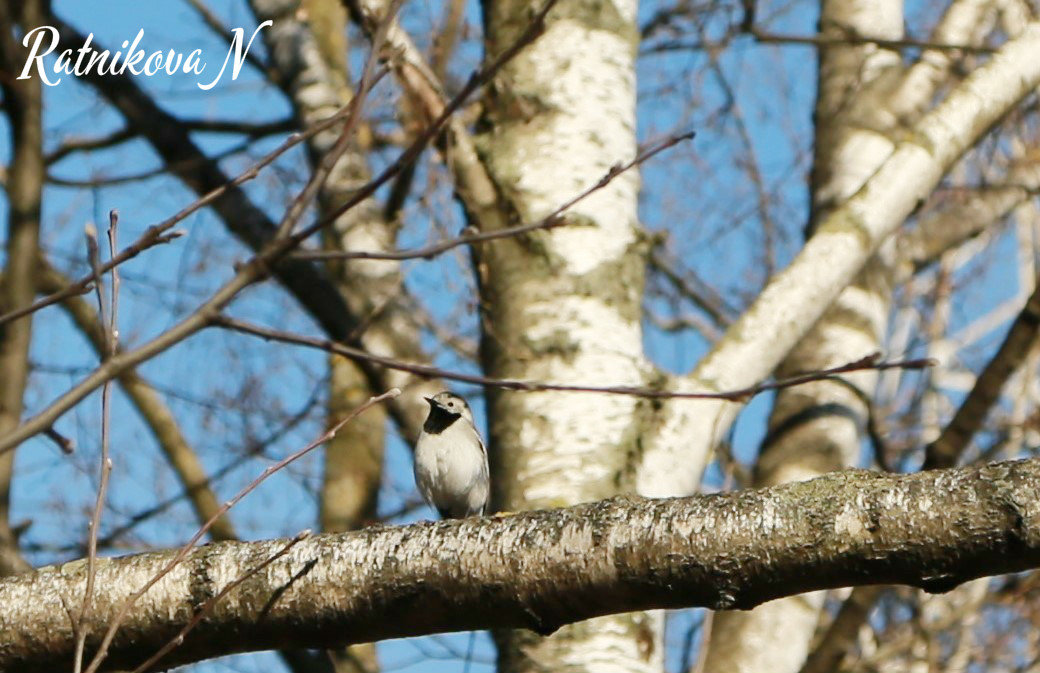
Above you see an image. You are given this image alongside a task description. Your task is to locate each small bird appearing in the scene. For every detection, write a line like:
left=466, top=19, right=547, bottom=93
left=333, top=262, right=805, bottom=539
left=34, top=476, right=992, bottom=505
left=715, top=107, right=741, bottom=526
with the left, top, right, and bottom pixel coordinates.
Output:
left=414, top=391, right=489, bottom=519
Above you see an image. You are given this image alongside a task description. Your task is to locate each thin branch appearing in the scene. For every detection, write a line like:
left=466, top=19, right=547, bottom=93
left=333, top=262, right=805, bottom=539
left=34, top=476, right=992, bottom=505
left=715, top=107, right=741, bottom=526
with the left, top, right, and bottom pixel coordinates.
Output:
left=272, top=0, right=396, bottom=241
left=73, top=214, right=119, bottom=673
left=45, top=118, right=296, bottom=164
left=47, top=138, right=255, bottom=187
left=179, top=116, right=296, bottom=136
left=44, top=127, right=137, bottom=164
left=801, top=233, right=1040, bottom=673
left=748, top=27, right=997, bottom=54
left=23, top=379, right=318, bottom=555
left=41, top=426, right=74, bottom=454
left=36, top=255, right=238, bottom=543
left=0, top=20, right=391, bottom=458
left=0, top=41, right=383, bottom=330
left=182, top=0, right=271, bottom=78
left=644, top=25, right=998, bottom=55
left=293, top=0, right=559, bottom=244
left=649, top=246, right=739, bottom=329
left=216, top=316, right=932, bottom=402
left=297, top=212, right=569, bottom=262
left=0, top=227, right=182, bottom=327
left=345, top=0, right=545, bottom=235
left=106, top=213, right=120, bottom=357
left=295, top=132, right=695, bottom=262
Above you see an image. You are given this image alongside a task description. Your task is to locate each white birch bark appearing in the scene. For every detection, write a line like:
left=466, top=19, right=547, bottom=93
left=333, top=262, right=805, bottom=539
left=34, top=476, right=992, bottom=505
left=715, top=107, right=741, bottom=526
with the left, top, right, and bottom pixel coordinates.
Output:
left=476, top=1, right=662, bottom=671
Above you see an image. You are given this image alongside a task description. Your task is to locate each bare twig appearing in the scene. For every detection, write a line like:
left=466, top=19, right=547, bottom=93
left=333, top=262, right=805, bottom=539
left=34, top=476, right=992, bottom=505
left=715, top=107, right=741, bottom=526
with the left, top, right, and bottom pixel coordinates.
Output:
left=47, top=138, right=256, bottom=188
left=747, top=27, right=996, bottom=54
left=0, top=64, right=380, bottom=329
left=44, top=126, right=137, bottom=164
left=42, top=426, right=74, bottom=454
left=80, top=388, right=401, bottom=673
left=295, top=131, right=695, bottom=262
left=0, top=65, right=390, bottom=457
left=73, top=212, right=119, bottom=673
left=216, top=316, right=933, bottom=402
left=291, top=0, right=559, bottom=245
left=106, top=212, right=120, bottom=357
left=37, top=255, right=238, bottom=543
left=183, top=0, right=271, bottom=79
left=296, top=214, right=569, bottom=262
left=24, top=379, right=318, bottom=555
left=45, top=118, right=296, bottom=164
left=272, top=0, right=395, bottom=241
left=650, top=246, right=739, bottom=329
left=644, top=26, right=997, bottom=56
left=0, top=226, right=182, bottom=327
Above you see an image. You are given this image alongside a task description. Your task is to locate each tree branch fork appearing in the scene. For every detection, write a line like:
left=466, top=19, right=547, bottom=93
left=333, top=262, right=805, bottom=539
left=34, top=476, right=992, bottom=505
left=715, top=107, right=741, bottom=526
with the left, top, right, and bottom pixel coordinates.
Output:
left=3, top=457, right=1039, bottom=672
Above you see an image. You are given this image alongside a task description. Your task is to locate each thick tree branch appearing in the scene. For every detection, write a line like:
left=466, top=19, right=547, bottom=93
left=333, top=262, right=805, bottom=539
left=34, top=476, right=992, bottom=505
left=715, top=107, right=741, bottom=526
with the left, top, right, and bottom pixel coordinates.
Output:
left=3, top=457, right=1040, bottom=672
left=797, top=222, right=1040, bottom=673
left=250, top=2, right=398, bottom=669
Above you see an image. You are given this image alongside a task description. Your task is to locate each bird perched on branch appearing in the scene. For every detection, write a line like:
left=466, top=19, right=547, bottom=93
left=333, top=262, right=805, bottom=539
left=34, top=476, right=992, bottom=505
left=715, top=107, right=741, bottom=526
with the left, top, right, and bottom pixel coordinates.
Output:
left=414, top=391, right=489, bottom=519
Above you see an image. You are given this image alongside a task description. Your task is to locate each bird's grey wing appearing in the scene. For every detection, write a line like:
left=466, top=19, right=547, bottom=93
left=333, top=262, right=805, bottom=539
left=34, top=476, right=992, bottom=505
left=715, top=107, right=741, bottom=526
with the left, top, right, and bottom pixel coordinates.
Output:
left=413, top=434, right=438, bottom=507
left=477, top=431, right=490, bottom=515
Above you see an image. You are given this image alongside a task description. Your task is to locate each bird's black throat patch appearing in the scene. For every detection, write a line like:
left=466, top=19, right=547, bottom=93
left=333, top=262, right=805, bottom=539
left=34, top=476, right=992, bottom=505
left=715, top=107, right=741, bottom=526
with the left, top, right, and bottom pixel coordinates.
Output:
left=423, top=406, right=461, bottom=434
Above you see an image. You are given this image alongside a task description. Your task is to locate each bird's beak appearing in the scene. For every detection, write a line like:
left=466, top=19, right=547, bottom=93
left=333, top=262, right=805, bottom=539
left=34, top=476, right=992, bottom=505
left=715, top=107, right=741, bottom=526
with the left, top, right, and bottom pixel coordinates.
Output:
left=424, top=396, right=436, bottom=406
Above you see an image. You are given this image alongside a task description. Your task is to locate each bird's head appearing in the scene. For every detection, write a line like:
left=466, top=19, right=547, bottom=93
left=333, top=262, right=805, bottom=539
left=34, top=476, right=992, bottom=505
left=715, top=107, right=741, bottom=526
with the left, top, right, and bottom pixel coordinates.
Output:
left=424, top=391, right=474, bottom=423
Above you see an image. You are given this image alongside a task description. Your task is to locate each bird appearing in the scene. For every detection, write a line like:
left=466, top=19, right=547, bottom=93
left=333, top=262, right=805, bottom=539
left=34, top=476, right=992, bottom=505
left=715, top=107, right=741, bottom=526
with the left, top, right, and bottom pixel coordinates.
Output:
left=414, top=391, right=489, bottom=519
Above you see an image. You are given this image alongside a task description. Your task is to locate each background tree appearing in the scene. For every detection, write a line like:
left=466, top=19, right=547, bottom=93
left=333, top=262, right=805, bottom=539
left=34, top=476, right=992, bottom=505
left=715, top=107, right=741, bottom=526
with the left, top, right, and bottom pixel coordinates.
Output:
left=2, top=0, right=1040, bottom=672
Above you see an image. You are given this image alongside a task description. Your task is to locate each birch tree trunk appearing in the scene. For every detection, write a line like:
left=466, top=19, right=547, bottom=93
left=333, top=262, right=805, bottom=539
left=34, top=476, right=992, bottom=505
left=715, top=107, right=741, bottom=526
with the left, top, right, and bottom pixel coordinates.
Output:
left=475, top=1, right=662, bottom=671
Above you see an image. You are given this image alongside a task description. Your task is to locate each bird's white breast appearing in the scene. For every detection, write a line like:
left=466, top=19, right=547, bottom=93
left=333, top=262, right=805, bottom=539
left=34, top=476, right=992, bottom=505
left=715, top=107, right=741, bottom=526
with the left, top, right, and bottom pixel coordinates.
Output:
left=414, top=422, right=487, bottom=513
